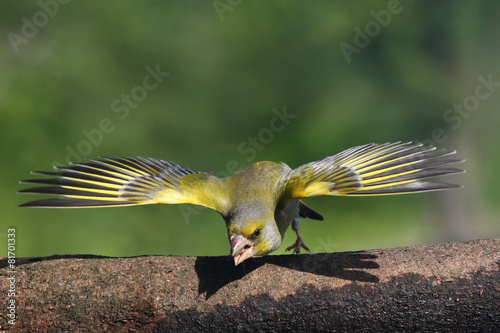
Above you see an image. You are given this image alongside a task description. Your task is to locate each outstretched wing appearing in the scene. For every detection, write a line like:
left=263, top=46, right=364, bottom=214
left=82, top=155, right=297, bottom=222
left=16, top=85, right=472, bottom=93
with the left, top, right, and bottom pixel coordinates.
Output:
left=18, top=157, right=228, bottom=213
left=281, top=142, right=464, bottom=202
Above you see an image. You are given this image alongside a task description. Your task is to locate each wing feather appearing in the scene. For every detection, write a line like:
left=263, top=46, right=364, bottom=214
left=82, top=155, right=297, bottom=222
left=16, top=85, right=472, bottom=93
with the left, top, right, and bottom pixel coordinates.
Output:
left=18, top=157, right=228, bottom=213
left=282, top=142, right=464, bottom=201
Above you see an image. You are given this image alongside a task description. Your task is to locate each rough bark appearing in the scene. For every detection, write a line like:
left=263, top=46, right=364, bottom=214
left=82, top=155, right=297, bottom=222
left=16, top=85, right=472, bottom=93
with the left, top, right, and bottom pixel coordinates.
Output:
left=1, top=238, right=499, bottom=332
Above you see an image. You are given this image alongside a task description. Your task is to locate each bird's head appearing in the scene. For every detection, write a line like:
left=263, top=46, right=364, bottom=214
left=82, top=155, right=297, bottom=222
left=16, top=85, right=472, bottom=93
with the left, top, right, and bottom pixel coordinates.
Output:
left=226, top=204, right=282, bottom=266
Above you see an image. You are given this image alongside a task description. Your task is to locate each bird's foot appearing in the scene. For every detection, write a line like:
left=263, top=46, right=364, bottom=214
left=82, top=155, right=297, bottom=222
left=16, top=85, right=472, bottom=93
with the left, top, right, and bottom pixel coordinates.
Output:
left=286, top=230, right=310, bottom=254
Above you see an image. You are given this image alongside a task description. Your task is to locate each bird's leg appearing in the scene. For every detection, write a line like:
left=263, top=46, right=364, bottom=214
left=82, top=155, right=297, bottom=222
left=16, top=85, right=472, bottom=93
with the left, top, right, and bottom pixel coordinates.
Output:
left=286, top=229, right=310, bottom=254
left=285, top=215, right=310, bottom=254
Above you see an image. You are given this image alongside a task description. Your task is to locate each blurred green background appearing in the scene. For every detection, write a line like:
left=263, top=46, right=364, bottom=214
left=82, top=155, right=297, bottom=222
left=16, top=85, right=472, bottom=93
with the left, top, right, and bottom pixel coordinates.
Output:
left=1, top=1, right=499, bottom=258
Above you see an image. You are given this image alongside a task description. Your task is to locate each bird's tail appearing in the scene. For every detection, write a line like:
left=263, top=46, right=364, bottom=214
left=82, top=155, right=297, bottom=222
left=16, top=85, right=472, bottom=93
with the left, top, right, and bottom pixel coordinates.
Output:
left=18, top=157, right=209, bottom=208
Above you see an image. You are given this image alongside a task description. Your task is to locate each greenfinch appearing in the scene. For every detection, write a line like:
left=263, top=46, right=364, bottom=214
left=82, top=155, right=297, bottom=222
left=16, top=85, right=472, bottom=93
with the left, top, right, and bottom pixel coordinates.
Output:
left=19, top=142, right=464, bottom=265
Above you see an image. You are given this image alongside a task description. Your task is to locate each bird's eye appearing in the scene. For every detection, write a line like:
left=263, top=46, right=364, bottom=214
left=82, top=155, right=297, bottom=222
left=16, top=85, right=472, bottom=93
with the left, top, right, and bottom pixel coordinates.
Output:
left=253, top=229, right=261, bottom=237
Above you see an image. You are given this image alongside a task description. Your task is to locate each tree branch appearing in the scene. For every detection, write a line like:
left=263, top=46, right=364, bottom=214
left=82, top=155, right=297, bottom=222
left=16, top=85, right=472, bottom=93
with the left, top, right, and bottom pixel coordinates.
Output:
left=1, top=239, right=499, bottom=332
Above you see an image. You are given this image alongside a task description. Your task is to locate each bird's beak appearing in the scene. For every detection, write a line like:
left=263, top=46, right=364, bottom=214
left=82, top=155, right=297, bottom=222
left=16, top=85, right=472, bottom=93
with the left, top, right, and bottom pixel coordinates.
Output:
left=230, top=234, right=254, bottom=266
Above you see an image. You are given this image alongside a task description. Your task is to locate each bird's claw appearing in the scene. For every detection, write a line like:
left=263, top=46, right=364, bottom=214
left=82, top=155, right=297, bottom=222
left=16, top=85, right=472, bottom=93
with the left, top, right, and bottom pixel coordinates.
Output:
left=286, top=234, right=310, bottom=254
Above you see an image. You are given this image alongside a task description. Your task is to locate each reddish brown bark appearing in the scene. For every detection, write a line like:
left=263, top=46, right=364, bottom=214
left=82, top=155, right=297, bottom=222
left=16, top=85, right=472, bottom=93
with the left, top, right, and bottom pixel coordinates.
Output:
left=1, top=238, right=499, bottom=332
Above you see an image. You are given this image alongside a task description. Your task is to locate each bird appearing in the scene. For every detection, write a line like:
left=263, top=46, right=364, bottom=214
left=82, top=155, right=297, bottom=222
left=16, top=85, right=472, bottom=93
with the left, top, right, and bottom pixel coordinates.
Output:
left=19, top=141, right=464, bottom=265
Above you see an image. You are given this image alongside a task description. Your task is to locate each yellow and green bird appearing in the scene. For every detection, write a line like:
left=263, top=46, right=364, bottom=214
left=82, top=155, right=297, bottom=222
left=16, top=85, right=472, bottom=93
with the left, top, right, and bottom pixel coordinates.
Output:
left=19, top=142, right=464, bottom=265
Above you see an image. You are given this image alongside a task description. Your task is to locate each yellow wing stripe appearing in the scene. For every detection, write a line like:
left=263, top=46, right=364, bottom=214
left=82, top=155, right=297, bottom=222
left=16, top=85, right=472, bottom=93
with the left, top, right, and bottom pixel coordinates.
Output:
left=284, top=142, right=463, bottom=200
left=356, top=179, right=415, bottom=192
left=122, top=158, right=163, bottom=174
left=361, top=169, right=419, bottom=185
left=58, top=175, right=125, bottom=189
left=62, top=170, right=128, bottom=184
left=73, top=164, right=134, bottom=181
left=336, top=144, right=417, bottom=172
left=19, top=157, right=228, bottom=211
left=59, top=185, right=121, bottom=196
left=354, top=151, right=422, bottom=174
left=57, top=194, right=133, bottom=202
left=93, top=160, right=146, bottom=177
left=335, top=143, right=399, bottom=169
left=358, top=163, right=421, bottom=184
